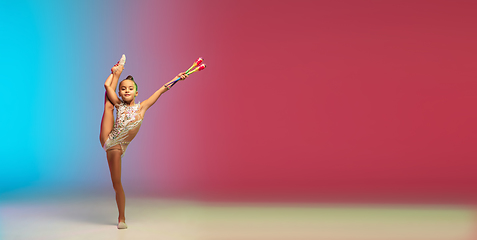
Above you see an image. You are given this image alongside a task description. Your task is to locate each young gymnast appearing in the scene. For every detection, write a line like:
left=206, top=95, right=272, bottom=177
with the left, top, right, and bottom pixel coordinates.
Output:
left=99, top=55, right=188, bottom=229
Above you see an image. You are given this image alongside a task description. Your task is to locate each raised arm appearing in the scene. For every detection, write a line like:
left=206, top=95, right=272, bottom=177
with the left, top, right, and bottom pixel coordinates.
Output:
left=104, top=65, right=124, bottom=106
left=140, top=72, right=188, bottom=112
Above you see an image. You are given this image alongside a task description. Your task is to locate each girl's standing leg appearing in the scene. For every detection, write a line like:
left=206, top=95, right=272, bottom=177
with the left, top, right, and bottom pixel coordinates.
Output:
left=107, top=147, right=127, bottom=227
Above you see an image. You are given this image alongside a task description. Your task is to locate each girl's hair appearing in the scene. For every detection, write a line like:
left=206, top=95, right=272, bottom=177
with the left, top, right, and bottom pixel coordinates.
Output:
left=120, top=75, right=138, bottom=91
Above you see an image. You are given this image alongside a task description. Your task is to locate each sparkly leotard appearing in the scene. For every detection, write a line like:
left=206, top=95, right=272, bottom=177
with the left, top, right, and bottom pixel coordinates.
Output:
left=104, top=101, right=143, bottom=157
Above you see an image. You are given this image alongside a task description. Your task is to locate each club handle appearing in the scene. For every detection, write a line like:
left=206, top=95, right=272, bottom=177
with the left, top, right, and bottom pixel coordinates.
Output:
left=167, top=76, right=186, bottom=87
left=167, top=78, right=180, bottom=87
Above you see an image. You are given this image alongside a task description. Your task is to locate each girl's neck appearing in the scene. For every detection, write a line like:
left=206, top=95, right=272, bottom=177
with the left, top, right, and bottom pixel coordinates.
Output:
left=123, top=99, right=136, bottom=106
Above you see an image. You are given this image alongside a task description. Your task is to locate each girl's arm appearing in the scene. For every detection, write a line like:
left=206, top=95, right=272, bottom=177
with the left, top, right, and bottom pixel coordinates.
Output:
left=110, top=65, right=123, bottom=91
left=141, top=72, right=188, bottom=111
left=104, top=79, right=121, bottom=106
left=104, top=69, right=123, bottom=106
left=105, top=65, right=123, bottom=91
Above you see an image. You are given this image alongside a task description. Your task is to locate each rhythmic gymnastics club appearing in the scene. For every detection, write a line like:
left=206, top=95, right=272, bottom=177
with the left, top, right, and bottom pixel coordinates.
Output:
left=185, top=57, right=203, bottom=74
left=167, top=58, right=206, bottom=87
left=168, top=64, right=206, bottom=87
left=186, top=63, right=206, bottom=75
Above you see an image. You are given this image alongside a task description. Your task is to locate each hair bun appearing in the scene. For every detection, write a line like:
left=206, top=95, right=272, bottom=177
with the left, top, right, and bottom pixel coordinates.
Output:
left=126, top=75, right=134, bottom=80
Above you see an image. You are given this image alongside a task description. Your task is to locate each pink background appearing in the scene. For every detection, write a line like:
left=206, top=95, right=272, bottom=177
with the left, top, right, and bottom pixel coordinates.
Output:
left=113, top=0, right=477, bottom=203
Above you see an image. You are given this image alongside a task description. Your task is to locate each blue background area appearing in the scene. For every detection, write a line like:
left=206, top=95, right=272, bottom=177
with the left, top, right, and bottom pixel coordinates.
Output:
left=0, top=1, right=130, bottom=194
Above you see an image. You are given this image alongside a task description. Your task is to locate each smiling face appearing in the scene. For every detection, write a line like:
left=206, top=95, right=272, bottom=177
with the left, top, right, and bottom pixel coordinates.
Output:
left=118, top=80, right=138, bottom=102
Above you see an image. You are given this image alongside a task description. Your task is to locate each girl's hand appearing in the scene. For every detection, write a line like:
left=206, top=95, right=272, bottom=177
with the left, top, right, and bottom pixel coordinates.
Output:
left=111, top=64, right=124, bottom=74
left=176, top=72, right=188, bottom=81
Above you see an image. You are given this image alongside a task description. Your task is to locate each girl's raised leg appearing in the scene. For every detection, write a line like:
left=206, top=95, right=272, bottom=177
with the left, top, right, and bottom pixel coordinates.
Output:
left=99, top=57, right=125, bottom=146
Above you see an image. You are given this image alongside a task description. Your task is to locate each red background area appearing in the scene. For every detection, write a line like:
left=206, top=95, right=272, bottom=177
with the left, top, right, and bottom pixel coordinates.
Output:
left=123, top=0, right=477, bottom=203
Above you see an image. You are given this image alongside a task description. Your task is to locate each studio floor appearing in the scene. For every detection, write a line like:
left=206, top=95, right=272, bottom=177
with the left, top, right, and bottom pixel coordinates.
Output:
left=0, top=194, right=475, bottom=240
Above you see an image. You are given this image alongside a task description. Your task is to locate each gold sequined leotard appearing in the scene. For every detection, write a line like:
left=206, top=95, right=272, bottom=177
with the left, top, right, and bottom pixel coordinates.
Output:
left=104, top=101, right=143, bottom=157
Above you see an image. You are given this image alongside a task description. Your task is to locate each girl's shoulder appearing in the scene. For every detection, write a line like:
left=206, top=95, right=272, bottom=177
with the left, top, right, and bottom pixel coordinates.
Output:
left=136, top=101, right=144, bottom=112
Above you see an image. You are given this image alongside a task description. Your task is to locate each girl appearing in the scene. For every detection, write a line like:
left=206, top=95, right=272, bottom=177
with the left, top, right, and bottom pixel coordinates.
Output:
left=99, top=55, right=188, bottom=229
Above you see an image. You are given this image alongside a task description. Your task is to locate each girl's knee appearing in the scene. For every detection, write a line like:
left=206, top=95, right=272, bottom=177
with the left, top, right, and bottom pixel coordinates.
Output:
left=112, top=181, right=123, bottom=191
left=104, top=92, right=115, bottom=111
left=105, top=100, right=115, bottom=111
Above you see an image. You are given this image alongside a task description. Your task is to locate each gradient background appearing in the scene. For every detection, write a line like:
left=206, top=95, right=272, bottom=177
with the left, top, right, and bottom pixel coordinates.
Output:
left=1, top=0, right=476, bottom=204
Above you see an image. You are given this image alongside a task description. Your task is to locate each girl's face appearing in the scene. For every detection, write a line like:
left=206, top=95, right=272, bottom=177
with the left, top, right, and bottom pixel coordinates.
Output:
left=119, top=80, right=138, bottom=102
